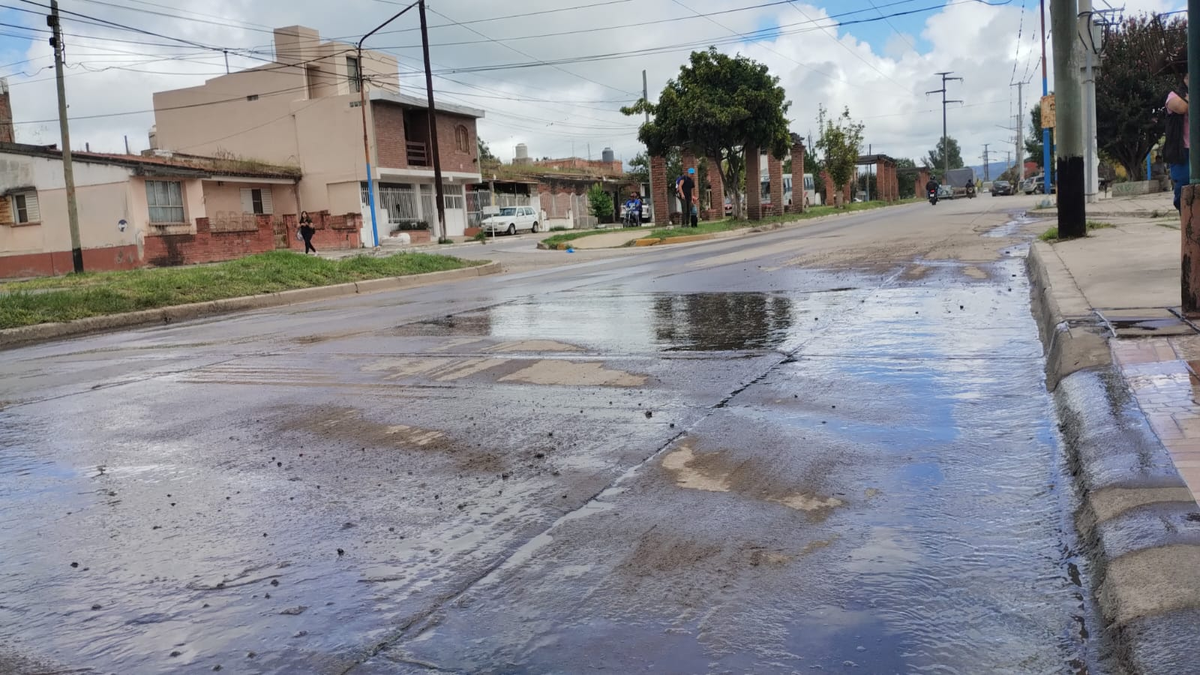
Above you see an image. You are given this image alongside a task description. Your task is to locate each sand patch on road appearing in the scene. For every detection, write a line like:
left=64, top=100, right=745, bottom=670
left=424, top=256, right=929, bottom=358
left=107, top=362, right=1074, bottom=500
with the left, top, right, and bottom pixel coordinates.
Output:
left=499, top=360, right=647, bottom=387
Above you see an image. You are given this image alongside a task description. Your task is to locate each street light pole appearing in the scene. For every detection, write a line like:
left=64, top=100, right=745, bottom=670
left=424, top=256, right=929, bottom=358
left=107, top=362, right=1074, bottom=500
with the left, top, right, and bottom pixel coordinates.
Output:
left=358, top=1, right=418, bottom=249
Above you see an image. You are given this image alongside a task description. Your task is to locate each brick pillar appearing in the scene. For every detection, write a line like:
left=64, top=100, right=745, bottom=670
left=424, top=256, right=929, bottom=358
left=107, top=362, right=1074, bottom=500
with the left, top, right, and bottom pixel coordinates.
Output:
left=917, top=168, right=930, bottom=197
left=791, top=141, right=806, bottom=213
left=745, top=146, right=762, bottom=220
left=890, top=162, right=899, bottom=201
left=650, top=154, right=669, bottom=225
left=768, top=155, right=783, bottom=216
left=705, top=155, right=724, bottom=220
left=0, top=78, right=11, bottom=144
left=875, top=160, right=885, bottom=202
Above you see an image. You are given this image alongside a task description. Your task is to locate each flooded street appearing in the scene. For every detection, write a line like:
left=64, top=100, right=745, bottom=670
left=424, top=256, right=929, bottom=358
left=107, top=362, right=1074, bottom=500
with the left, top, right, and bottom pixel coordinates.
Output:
left=0, top=198, right=1098, bottom=673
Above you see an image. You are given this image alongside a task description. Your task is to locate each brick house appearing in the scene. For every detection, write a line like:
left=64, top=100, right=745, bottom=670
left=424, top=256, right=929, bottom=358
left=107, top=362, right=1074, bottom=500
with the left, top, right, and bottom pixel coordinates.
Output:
left=0, top=142, right=361, bottom=278
left=151, top=25, right=485, bottom=244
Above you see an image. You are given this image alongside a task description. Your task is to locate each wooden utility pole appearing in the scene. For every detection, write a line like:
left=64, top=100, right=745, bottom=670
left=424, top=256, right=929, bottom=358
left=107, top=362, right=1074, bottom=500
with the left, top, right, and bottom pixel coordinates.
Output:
left=49, top=0, right=83, bottom=272
left=419, top=0, right=447, bottom=244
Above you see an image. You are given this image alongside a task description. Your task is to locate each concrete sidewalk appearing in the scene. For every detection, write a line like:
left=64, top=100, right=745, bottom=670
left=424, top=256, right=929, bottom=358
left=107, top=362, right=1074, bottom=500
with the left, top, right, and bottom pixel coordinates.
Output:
left=1030, top=191, right=1175, bottom=219
left=1032, top=205, right=1200, bottom=500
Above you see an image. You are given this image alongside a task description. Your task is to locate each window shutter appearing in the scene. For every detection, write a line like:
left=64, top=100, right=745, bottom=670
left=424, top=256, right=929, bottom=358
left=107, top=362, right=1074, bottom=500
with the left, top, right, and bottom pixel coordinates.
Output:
left=260, top=188, right=273, bottom=215
left=240, top=188, right=254, bottom=214
left=23, top=192, right=40, bottom=222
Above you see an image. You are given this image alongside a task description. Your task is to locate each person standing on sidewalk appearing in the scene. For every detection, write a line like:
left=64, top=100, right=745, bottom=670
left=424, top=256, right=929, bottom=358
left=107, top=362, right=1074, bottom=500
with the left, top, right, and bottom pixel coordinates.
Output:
left=676, top=167, right=698, bottom=227
left=299, top=211, right=317, bottom=255
left=1166, top=72, right=1189, bottom=212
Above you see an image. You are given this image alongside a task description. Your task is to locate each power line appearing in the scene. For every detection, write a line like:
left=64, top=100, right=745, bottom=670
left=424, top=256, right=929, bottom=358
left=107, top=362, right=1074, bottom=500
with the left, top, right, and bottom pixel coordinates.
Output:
left=424, top=5, right=634, bottom=96
left=783, top=0, right=910, bottom=92
left=868, top=0, right=919, bottom=52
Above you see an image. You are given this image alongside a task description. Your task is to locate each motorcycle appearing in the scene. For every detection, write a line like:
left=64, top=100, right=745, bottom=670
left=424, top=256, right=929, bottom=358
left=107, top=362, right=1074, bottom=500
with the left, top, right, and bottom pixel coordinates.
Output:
left=928, top=188, right=938, bottom=205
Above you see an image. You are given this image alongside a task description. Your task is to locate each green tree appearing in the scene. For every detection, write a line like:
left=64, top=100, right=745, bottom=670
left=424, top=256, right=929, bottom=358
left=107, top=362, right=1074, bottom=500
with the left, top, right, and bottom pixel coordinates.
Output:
left=622, top=48, right=790, bottom=219
left=1025, top=101, right=1046, bottom=167
left=587, top=183, right=614, bottom=222
left=815, top=105, right=864, bottom=207
left=924, top=136, right=963, bottom=173
left=627, top=149, right=682, bottom=189
left=478, top=138, right=499, bottom=168
left=1097, top=12, right=1187, bottom=180
left=895, top=157, right=918, bottom=198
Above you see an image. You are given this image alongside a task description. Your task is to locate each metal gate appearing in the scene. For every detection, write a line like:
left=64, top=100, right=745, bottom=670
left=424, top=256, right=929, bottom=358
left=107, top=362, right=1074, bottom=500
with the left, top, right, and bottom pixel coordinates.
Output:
left=573, top=193, right=597, bottom=229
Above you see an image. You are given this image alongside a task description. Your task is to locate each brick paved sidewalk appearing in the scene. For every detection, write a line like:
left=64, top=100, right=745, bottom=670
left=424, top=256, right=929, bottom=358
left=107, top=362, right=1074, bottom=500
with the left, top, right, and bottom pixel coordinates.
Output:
left=1112, top=336, right=1200, bottom=501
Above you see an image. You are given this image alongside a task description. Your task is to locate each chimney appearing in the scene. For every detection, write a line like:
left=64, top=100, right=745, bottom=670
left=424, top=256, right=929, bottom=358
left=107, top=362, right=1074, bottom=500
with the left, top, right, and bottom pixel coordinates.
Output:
left=0, top=77, right=12, bottom=143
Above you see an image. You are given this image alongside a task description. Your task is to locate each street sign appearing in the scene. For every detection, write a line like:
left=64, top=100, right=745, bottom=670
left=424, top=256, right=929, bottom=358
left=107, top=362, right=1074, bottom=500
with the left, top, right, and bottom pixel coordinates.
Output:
left=1041, top=94, right=1056, bottom=129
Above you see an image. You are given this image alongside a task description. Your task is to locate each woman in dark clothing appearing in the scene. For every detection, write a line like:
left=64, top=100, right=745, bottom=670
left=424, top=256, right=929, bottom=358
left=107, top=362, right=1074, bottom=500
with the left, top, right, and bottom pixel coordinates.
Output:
left=298, top=211, right=317, bottom=254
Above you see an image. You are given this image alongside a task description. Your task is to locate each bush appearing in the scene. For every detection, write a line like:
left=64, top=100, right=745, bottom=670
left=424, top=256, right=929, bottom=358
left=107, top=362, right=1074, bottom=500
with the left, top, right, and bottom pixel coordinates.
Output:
left=587, top=183, right=614, bottom=221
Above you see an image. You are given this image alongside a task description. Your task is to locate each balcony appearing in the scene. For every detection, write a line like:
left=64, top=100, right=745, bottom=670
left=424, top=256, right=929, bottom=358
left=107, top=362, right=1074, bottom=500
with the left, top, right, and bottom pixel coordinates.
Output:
left=406, top=141, right=429, bottom=167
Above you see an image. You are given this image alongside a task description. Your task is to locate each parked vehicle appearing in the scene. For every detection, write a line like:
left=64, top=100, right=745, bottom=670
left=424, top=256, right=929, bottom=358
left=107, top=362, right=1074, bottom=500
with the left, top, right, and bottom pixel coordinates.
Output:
left=937, top=185, right=955, bottom=200
left=991, top=180, right=1014, bottom=196
left=1022, top=174, right=1055, bottom=194
left=481, top=205, right=539, bottom=235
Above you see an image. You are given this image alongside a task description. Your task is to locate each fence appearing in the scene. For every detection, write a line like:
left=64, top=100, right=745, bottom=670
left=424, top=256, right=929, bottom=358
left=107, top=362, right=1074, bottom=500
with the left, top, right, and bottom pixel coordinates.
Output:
left=466, top=190, right=536, bottom=226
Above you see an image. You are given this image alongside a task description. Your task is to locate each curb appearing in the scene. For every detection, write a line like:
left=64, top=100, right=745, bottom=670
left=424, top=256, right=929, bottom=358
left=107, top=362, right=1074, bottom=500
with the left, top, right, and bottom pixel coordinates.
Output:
left=1027, top=209, right=1169, bottom=220
left=1026, top=244, right=1200, bottom=674
left=536, top=203, right=917, bottom=251
left=0, top=262, right=501, bottom=350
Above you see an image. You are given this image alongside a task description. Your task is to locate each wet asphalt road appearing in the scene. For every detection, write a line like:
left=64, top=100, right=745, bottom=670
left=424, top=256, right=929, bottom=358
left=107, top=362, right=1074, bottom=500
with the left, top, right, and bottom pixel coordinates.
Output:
left=1, top=198, right=1094, bottom=674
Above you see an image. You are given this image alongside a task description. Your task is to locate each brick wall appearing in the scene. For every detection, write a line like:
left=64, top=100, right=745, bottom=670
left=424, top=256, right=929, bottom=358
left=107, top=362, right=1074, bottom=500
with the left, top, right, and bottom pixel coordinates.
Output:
left=374, top=103, right=407, bottom=169
left=0, top=245, right=139, bottom=279
left=144, top=215, right=276, bottom=267
left=767, top=155, right=783, bottom=216
left=282, top=211, right=363, bottom=251
left=143, top=211, right=361, bottom=267
left=435, top=112, right=478, bottom=174
left=745, top=146, right=762, bottom=220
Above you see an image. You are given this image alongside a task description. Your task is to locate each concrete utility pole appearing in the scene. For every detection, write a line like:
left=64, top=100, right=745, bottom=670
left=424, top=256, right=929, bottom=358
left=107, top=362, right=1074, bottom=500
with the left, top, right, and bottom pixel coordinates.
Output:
left=49, top=0, right=83, bottom=273
left=1051, top=0, right=1085, bottom=238
left=642, top=69, right=649, bottom=125
left=926, top=72, right=963, bottom=178
left=1040, top=0, right=1053, bottom=194
left=1078, top=0, right=1101, bottom=204
left=982, top=144, right=992, bottom=181
left=1012, top=81, right=1025, bottom=180
left=418, top=0, right=448, bottom=244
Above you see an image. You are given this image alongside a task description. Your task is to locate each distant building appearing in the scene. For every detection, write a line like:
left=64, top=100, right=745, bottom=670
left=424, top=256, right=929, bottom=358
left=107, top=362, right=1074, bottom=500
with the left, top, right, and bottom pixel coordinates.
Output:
left=531, top=156, right=623, bottom=175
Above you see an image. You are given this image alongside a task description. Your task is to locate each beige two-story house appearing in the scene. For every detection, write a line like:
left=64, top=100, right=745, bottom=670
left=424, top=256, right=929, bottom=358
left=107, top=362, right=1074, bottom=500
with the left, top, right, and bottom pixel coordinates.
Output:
left=151, top=25, right=485, bottom=242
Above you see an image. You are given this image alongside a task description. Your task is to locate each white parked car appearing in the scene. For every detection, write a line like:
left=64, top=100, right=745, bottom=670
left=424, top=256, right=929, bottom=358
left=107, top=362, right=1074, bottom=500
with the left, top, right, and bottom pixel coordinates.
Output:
left=482, top=206, right=540, bottom=235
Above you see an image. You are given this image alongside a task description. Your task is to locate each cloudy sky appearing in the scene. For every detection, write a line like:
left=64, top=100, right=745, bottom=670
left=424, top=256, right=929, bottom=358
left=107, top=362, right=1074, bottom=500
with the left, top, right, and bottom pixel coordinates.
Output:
left=0, top=0, right=1186, bottom=168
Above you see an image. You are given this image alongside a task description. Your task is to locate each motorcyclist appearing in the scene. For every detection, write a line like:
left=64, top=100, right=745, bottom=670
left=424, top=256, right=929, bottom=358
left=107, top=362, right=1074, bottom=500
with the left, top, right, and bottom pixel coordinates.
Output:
left=623, top=192, right=643, bottom=227
left=925, top=178, right=939, bottom=196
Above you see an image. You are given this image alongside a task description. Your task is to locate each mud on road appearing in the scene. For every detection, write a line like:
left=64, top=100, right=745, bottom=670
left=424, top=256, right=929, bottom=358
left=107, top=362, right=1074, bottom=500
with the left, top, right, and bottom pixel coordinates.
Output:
left=0, top=199, right=1098, bottom=673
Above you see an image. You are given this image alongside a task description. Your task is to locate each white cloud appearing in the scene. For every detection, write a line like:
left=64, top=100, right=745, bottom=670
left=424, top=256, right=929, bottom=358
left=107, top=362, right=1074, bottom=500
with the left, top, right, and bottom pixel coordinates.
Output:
left=0, top=0, right=1187, bottom=168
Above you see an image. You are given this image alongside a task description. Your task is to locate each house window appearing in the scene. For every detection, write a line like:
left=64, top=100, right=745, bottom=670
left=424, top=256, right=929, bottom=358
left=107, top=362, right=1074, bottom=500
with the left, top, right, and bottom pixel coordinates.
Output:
left=11, top=191, right=39, bottom=224
left=347, top=56, right=361, bottom=93
left=455, top=125, right=469, bottom=153
left=240, top=187, right=273, bottom=215
left=145, top=180, right=185, bottom=224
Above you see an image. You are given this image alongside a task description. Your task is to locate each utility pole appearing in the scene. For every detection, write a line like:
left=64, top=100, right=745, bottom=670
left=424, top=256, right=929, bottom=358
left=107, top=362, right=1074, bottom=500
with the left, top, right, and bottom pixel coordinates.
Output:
left=418, top=0, right=448, bottom=244
left=1183, top=0, right=1200, bottom=314
left=357, top=0, right=418, bottom=249
left=1040, top=0, right=1053, bottom=194
left=982, top=144, right=992, bottom=181
left=49, top=0, right=83, bottom=273
left=1012, top=81, right=1025, bottom=181
left=223, top=50, right=230, bottom=74
left=1078, top=0, right=1100, bottom=203
left=642, top=69, right=649, bottom=125
left=1051, top=0, right=1086, bottom=238
left=926, top=72, right=963, bottom=179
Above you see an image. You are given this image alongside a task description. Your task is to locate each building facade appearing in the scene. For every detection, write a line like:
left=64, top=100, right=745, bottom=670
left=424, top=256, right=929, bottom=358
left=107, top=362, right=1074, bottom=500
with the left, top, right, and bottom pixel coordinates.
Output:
left=151, top=25, right=484, bottom=243
left=0, top=143, right=363, bottom=279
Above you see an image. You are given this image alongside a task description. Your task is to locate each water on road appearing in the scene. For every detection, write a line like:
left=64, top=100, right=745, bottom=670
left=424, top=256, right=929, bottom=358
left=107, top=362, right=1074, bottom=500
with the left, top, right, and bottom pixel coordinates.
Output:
left=0, top=204, right=1096, bottom=674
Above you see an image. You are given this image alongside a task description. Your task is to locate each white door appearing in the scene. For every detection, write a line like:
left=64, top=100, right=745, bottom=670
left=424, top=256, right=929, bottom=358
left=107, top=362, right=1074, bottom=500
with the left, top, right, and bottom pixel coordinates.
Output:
left=440, top=185, right=467, bottom=238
